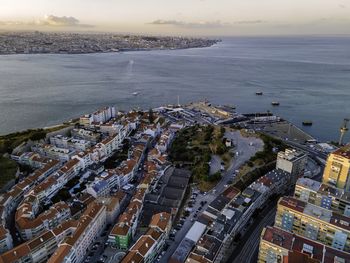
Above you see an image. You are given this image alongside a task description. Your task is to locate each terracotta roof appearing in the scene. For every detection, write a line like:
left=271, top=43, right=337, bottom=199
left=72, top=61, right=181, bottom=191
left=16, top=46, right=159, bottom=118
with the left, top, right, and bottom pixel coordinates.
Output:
left=60, top=158, right=80, bottom=173
left=149, top=212, right=171, bottom=232
left=120, top=251, right=144, bottom=263
left=186, top=253, right=211, bottom=263
left=110, top=224, right=130, bottom=236
left=0, top=225, right=8, bottom=240
left=130, top=235, right=155, bottom=256
left=0, top=243, right=31, bottom=262
left=145, top=228, right=162, bottom=241
left=333, top=144, right=350, bottom=159
left=47, top=243, right=72, bottom=263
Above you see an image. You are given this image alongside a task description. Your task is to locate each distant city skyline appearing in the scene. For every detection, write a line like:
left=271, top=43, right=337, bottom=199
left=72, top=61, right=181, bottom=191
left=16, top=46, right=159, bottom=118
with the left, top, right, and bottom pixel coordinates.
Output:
left=0, top=0, right=350, bottom=35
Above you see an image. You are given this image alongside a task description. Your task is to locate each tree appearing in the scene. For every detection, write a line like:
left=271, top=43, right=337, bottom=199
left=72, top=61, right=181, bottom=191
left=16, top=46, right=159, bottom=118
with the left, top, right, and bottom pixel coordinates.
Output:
left=148, top=108, right=154, bottom=123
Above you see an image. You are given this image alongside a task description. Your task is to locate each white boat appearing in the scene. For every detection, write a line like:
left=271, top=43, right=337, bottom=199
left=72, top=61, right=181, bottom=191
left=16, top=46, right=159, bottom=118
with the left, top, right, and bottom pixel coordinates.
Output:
left=132, top=92, right=139, bottom=96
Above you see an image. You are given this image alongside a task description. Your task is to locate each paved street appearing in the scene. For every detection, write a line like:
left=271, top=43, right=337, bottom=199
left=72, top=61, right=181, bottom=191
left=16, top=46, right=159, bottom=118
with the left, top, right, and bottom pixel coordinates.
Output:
left=227, top=200, right=277, bottom=263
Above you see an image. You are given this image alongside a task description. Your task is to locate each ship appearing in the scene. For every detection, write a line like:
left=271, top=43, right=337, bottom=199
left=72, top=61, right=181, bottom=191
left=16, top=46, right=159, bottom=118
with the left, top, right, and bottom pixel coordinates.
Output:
left=271, top=101, right=280, bottom=106
left=132, top=92, right=139, bottom=96
left=256, top=91, right=263, bottom=95
left=302, top=120, right=313, bottom=126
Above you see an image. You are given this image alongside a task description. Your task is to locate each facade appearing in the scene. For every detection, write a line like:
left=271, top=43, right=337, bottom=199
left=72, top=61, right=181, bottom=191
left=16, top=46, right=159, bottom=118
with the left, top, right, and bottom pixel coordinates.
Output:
left=275, top=196, right=350, bottom=252
left=323, top=144, right=350, bottom=191
left=258, top=226, right=350, bottom=263
left=47, top=202, right=107, bottom=263
left=108, top=189, right=146, bottom=249
left=0, top=220, right=77, bottom=263
left=121, top=212, right=172, bottom=263
left=276, top=148, right=307, bottom=183
left=294, top=177, right=350, bottom=217
left=0, top=225, right=13, bottom=253
left=16, top=200, right=71, bottom=240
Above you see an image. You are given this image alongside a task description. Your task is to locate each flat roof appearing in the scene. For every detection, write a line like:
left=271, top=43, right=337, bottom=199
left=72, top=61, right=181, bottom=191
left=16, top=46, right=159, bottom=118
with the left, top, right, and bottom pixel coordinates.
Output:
left=185, top=222, right=207, bottom=242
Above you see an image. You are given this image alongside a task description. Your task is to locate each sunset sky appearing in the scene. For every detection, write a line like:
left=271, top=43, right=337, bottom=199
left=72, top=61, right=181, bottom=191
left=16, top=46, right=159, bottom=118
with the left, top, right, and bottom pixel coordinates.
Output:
left=0, top=0, right=349, bottom=35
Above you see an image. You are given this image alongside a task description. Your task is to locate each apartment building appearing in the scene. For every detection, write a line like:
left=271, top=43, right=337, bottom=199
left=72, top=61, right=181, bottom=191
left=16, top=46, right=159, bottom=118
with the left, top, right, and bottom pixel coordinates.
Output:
left=0, top=225, right=13, bottom=253
left=109, top=189, right=146, bottom=249
left=258, top=226, right=350, bottom=263
left=121, top=212, right=172, bottom=263
left=295, top=177, right=350, bottom=217
left=0, top=220, right=77, bottom=263
left=16, top=201, right=71, bottom=240
left=323, top=144, right=350, bottom=191
left=275, top=196, right=350, bottom=252
left=276, top=148, right=308, bottom=183
left=47, top=202, right=107, bottom=263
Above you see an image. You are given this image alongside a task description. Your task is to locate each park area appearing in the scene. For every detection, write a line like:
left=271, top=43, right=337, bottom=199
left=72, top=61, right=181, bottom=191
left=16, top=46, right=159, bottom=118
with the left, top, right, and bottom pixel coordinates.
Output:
left=169, top=124, right=230, bottom=190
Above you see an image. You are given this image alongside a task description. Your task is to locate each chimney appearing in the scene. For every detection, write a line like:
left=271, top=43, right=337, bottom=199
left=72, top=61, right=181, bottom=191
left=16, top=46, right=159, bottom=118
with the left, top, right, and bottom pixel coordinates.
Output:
left=146, top=243, right=149, bottom=248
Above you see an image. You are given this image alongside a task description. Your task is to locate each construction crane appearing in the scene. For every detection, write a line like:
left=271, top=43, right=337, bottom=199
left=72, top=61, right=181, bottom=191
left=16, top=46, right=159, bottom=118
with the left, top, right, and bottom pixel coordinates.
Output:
left=339, top=118, right=349, bottom=145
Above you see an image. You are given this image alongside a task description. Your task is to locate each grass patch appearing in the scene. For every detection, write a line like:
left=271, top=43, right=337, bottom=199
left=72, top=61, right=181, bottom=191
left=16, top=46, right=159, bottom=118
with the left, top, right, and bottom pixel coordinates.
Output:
left=0, top=124, right=72, bottom=155
left=169, top=125, right=228, bottom=191
left=0, top=156, right=18, bottom=188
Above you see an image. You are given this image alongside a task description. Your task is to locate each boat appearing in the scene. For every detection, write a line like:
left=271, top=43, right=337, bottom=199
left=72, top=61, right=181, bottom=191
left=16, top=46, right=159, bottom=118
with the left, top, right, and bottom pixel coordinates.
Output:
left=271, top=101, right=280, bottom=106
left=132, top=92, right=139, bottom=96
left=255, top=91, right=263, bottom=95
left=302, top=120, right=313, bottom=126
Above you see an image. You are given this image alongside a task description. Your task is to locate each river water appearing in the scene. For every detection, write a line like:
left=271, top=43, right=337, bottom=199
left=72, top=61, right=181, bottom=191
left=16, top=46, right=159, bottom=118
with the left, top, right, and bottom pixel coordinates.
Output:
left=0, top=36, right=350, bottom=142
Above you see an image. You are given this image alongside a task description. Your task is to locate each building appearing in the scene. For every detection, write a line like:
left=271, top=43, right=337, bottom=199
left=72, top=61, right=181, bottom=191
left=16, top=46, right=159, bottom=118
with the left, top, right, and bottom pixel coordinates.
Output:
left=0, top=220, right=77, bottom=263
left=47, top=202, right=107, bottom=263
left=16, top=201, right=71, bottom=240
left=258, top=226, right=350, bottom=263
left=294, top=177, right=350, bottom=217
left=108, top=189, right=146, bottom=249
left=121, top=212, right=172, bottom=263
left=276, top=148, right=307, bottom=183
left=31, top=144, right=76, bottom=162
left=71, top=128, right=101, bottom=143
left=0, top=225, right=13, bottom=253
left=86, top=180, right=110, bottom=198
left=50, top=135, right=91, bottom=151
left=275, top=196, right=350, bottom=252
left=323, top=144, right=350, bottom=191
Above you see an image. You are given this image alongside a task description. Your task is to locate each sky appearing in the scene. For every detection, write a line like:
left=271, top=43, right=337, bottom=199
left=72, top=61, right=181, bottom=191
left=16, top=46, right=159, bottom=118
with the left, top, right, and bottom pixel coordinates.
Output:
left=0, top=0, right=350, bottom=36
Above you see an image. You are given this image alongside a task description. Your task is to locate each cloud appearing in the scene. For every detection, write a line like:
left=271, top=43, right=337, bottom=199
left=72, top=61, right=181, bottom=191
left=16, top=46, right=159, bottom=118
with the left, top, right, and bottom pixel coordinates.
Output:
left=234, top=20, right=265, bottom=24
left=37, top=15, right=93, bottom=27
left=149, top=19, right=265, bottom=28
left=0, top=15, right=93, bottom=28
left=149, top=19, right=230, bottom=28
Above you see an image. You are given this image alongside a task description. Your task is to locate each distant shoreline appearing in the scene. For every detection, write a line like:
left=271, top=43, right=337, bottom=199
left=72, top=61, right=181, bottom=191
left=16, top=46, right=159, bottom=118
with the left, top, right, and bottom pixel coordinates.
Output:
left=0, top=31, right=220, bottom=56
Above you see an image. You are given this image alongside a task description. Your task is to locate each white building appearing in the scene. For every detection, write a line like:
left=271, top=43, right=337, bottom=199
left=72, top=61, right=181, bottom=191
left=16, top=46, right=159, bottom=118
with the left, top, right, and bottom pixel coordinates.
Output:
left=47, top=202, right=107, bottom=263
left=276, top=148, right=307, bottom=183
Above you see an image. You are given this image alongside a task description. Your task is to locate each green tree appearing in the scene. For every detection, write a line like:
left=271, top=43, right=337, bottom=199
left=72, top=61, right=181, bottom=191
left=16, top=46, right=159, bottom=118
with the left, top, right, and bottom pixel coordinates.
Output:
left=148, top=108, right=154, bottom=123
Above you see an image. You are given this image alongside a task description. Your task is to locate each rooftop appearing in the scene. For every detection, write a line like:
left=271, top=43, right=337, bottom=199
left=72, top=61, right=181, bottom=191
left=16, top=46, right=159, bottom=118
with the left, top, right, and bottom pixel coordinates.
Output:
left=333, top=144, right=350, bottom=159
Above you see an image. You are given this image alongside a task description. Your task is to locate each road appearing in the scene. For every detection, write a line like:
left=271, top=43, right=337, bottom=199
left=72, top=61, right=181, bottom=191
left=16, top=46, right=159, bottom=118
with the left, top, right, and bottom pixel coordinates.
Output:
left=160, top=130, right=264, bottom=263
left=227, top=200, right=277, bottom=263
left=225, top=139, right=326, bottom=263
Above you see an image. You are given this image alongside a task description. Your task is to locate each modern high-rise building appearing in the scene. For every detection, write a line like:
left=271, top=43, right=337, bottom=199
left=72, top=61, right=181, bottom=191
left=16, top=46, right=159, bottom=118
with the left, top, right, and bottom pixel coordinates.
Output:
left=322, top=145, right=350, bottom=191
left=276, top=149, right=308, bottom=183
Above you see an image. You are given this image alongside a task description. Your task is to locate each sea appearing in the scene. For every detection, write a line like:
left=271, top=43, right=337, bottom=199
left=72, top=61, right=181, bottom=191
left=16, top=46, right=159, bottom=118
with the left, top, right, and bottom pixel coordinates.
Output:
left=0, top=36, right=350, bottom=142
